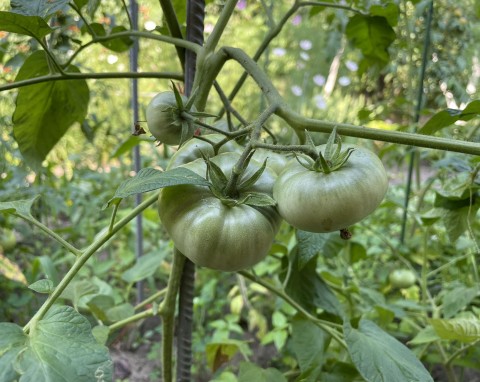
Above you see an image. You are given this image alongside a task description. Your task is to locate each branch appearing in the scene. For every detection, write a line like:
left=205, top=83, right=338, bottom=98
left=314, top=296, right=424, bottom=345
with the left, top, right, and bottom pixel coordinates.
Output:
left=0, top=71, right=183, bottom=92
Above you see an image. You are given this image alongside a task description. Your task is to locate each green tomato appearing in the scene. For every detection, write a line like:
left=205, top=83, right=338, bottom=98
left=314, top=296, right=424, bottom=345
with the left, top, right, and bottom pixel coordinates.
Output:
left=166, top=134, right=243, bottom=170
left=158, top=152, right=281, bottom=271
left=389, top=269, right=416, bottom=289
left=145, top=91, right=195, bottom=145
left=252, top=149, right=290, bottom=175
left=273, top=144, right=388, bottom=232
left=0, top=229, right=16, bottom=252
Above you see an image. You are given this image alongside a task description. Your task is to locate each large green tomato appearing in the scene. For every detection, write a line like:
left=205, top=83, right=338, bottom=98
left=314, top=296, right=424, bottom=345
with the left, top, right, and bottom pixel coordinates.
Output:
left=166, top=134, right=243, bottom=170
left=273, top=144, right=388, bottom=232
left=389, top=269, right=416, bottom=289
left=145, top=91, right=195, bottom=145
left=158, top=153, right=281, bottom=271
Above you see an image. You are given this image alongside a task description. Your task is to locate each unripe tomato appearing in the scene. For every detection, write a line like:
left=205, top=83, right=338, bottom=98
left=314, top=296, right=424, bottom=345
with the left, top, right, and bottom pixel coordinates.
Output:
left=166, top=134, right=243, bottom=170
left=145, top=91, right=195, bottom=145
left=158, top=153, right=281, bottom=271
left=0, top=229, right=16, bottom=252
left=273, top=144, right=388, bottom=232
left=252, top=149, right=290, bottom=175
left=389, top=269, right=416, bottom=289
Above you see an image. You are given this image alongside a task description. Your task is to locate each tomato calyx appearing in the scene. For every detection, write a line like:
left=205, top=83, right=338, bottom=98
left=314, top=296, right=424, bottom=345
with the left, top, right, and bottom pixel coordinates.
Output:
left=203, top=154, right=276, bottom=208
left=297, top=128, right=355, bottom=174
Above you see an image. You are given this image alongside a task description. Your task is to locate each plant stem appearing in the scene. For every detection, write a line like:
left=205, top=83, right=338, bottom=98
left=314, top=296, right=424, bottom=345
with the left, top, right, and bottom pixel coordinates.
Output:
left=108, top=308, right=154, bottom=332
left=203, top=0, right=238, bottom=54
left=239, top=271, right=347, bottom=349
left=14, top=212, right=81, bottom=257
left=134, top=288, right=167, bottom=311
left=159, top=248, right=186, bottom=382
left=23, top=191, right=160, bottom=333
left=158, top=0, right=186, bottom=67
left=0, top=71, right=183, bottom=92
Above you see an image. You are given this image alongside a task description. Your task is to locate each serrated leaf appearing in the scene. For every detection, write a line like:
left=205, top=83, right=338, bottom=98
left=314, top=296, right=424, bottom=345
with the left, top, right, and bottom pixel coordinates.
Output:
left=0, top=11, right=52, bottom=39
left=296, top=230, right=333, bottom=269
left=344, top=319, right=433, bottom=382
left=0, top=305, right=112, bottom=381
left=10, top=0, right=69, bottom=19
left=13, top=51, right=89, bottom=167
left=28, top=279, right=54, bottom=294
left=419, top=100, right=480, bottom=136
left=0, top=253, right=27, bottom=285
left=0, top=196, right=39, bottom=217
left=431, top=318, right=480, bottom=343
left=107, top=167, right=210, bottom=206
left=369, top=3, right=400, bottom=26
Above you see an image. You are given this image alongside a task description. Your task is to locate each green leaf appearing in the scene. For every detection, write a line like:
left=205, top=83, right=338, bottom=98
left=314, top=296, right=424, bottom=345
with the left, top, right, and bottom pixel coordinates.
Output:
left=409, top=325, right=440, bottom=345
left=106, top=303, right=135, bottom=323
left=13, top=51, right=89, bottom=167
left=111, top=135, right=155, bottom=158
left=346, top=15, right=396, bottom=73
left=284, top=255, right=344, bottom=317
left=0, top=254, right=27, bottom=285
left=86, top=23, right=133, bottom=52
left=431, top=318, right=480, bottom=343
left=28, top=279, right=55, bottom=294
left=108, top=167, right=210, bottom=206
left=10, top=0, right=70, bottom=19
left=121, top=252, right=165, bottom=283
left=419, top=100, right=480, bottom=136
left=344, top=319, right=433, bottom=382
left=0, top=305, right=112, bottom=381
left=206, top=340, right=248, bottom=372
left=241, top=192, right=276, bottom=207
left=0, top=196, right=39, bottom=217
left=86, top=294, right=115, bottom=322
left=291, top=315, right=328, bottom=382
left=369, top=3, right=400, bottom=26
left=86, top=0, right=101, bottom=18
left=442, top=286, right=478, bottom=318
left=238, top=362, right=287, bottom=382
left=91, top=325, right=110, bottom=345
left=0, top=11, right=52, bottom=39
left=296, top=230, right=336, bottom=269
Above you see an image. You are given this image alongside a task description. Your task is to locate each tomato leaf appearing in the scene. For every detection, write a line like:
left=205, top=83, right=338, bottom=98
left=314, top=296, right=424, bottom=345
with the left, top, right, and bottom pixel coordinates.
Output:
left=28, top=279, right=55, bottom=294
left=430, top=317, right=480, bottom=343
left=108, top=167, right=211, bottom=206
left=0, top=305, right=112, bottom=381
left=346, top=15, right=396, bottom=73
left=111, top=135, right=155, bottom=158
left=284, top=255, right=344, bottom=317
left=0, top=11, right=52, bottom=39
left=0, top=196, right=39, bottom=217
left=10, top=0, right=69, bottom=19
left=83, top=23, right=133, bottom=52
left=442, top=286, right=478, bottom=319
left=296, top=230, right=339, bottom=269
left=291, top=315, right=329, bottom=381
left=238, top=362, right=287, bottom=382
left=345, top=319, right=433, bottom=382
left=419, top=100, right=480, bottom=136
left=13, top=51, right=89, bottom=167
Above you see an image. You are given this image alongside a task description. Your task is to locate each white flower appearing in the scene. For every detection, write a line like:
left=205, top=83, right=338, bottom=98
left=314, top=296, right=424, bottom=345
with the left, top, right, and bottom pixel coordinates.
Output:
left=313, top=74, right=326, bottom=86
left=291, top=85, right=303, bottom=96
left=314, top=94, right=327, bottom=109
left=338, top=76, right=351, bottom=86
left=272, top=47, right=286, bottom=57
left=300, top=52, right=310, bottom=61
left=345, top=60, right=358, bottom=71
left=299, top=40, right=312, bottom=50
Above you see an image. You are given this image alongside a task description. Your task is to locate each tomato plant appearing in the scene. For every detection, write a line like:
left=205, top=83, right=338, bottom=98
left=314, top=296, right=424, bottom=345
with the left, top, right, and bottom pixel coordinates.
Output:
left=158, top=152, right=281, bottom=271
left=273, top=142, right=388, bottom=232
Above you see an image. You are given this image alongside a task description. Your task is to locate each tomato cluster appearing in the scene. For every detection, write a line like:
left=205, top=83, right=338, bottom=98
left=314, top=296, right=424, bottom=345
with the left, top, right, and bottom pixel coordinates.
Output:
left=153, top=111, right=388, bottom=271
